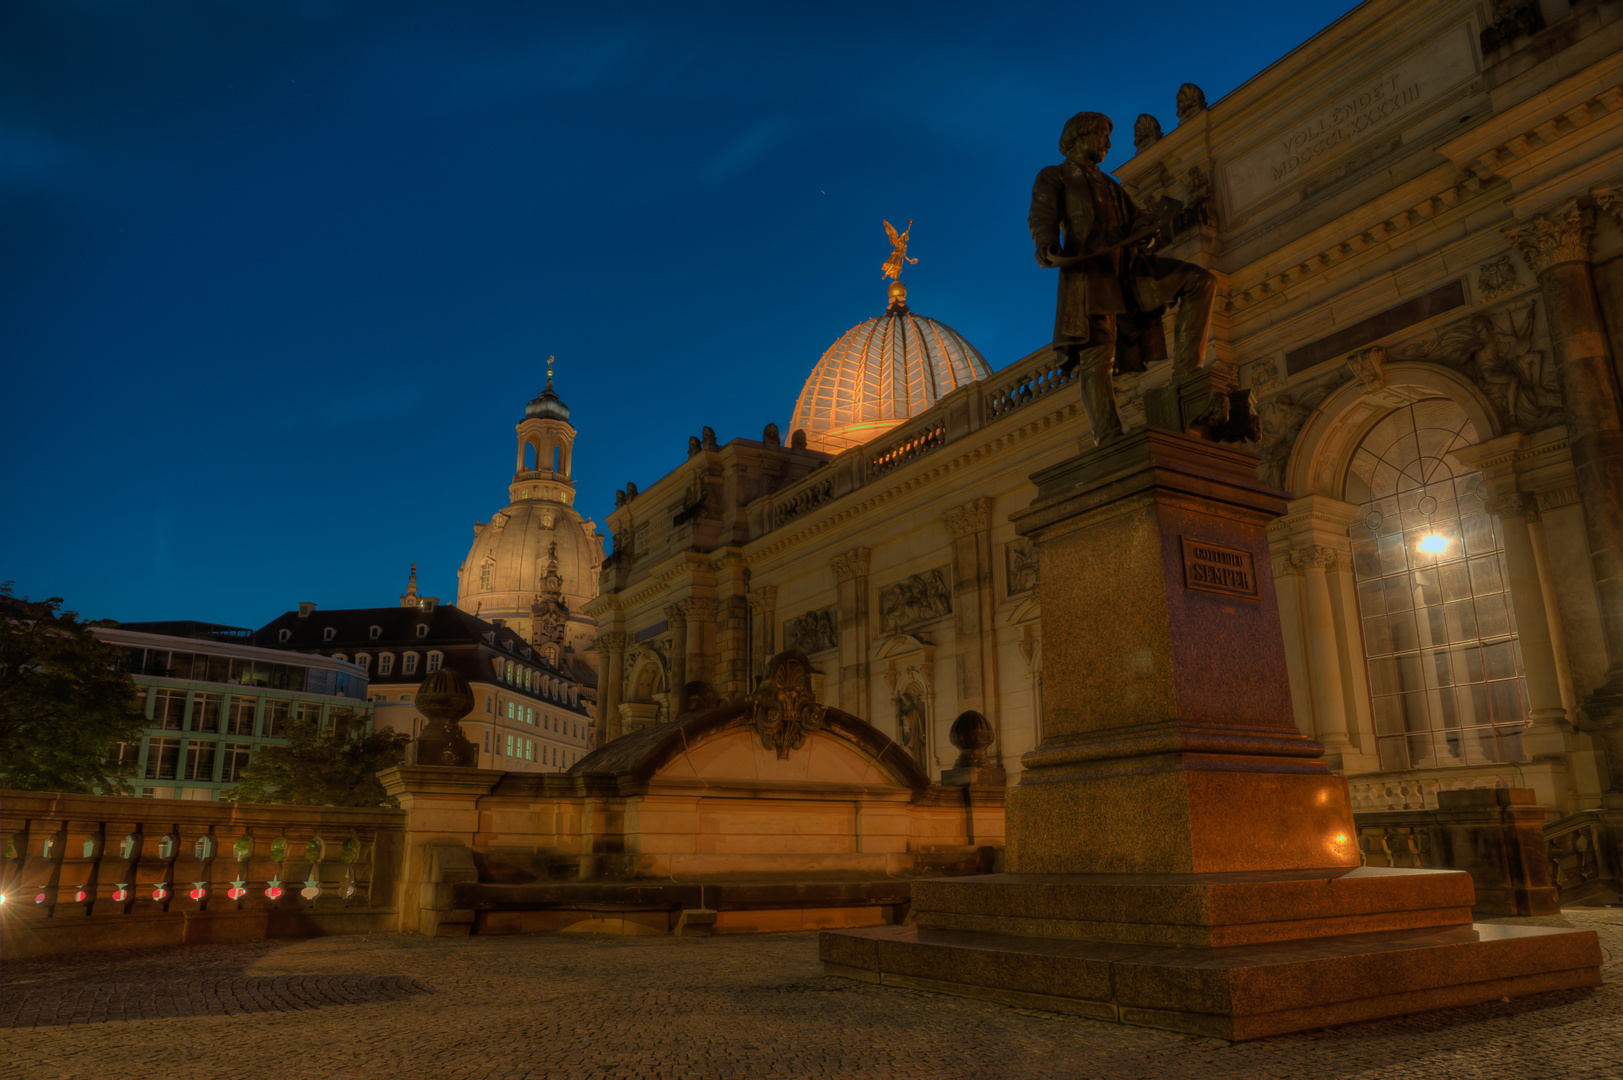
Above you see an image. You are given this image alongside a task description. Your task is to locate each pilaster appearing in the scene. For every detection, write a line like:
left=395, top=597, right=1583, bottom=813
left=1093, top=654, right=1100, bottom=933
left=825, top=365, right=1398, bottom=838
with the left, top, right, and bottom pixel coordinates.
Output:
left=831, top=548, right=872, bottom=720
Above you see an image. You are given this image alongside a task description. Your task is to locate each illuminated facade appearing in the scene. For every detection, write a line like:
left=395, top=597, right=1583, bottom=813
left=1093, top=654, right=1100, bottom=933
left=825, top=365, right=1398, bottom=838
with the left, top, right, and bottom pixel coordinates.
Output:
left=588, top=0, right=1623, bottom=897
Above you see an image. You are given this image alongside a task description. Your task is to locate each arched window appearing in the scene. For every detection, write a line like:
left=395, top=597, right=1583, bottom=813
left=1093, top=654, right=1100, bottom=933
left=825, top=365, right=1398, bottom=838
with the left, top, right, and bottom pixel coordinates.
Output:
left=378, top=653, right=394, bottom=676
left=481, top=562, right=494, bottom=590
left=1345, top=399, right=1529, bottom=770
left=505, top=660, right=514, bottom=682
left=355, top=654, right=371, bottom=672
left=427, top=651, right=443, bottom=673
left=403, top=653, right=418, bottom=676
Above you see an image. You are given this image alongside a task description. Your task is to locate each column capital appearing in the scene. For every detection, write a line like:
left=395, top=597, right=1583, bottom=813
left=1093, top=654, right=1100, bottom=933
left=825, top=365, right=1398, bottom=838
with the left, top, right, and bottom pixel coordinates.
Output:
left=830, top=547, right=871, bottom=583
left=663, top=603, right=688, bottom=629
left=683, top=597, right=719, bottom=622
left=1299, top=545, right=1339, bottom=572
left=1592, top=178, right=1623, bottom=230
left=597, top=632, right=628, bottom=653
left=942, top=497, right=995, bottom=539
left=747, top=585, right=778, bottom=613
left=1503, top=199, right=1596, bottom=275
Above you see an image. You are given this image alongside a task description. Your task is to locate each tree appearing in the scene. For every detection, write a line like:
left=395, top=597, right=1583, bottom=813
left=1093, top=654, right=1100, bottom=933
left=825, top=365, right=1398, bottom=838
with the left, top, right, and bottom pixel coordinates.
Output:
left=0, top=583, right=147, bottom=794
left=227, top=706, right=410, bottom=807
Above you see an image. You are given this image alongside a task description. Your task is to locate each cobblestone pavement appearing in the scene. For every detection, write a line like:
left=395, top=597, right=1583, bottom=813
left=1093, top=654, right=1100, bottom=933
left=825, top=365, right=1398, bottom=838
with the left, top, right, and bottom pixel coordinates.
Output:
left=1, top=909, right=1616, bottom=1080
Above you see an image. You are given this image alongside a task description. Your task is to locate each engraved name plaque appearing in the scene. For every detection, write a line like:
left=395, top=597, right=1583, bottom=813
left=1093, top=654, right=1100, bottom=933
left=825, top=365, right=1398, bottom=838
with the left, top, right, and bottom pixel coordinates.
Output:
left=1181, top=538, right=1259, bottom=600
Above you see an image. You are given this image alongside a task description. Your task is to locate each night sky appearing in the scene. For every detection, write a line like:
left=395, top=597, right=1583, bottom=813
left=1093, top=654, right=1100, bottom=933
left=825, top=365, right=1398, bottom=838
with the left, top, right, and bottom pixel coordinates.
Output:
left=2, top=0, right=1359, bottom=627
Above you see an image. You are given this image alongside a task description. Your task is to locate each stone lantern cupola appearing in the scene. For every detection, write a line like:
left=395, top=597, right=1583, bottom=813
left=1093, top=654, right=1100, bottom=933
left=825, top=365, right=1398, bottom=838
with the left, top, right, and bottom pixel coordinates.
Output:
left=513, top=356, right=576, bottom=506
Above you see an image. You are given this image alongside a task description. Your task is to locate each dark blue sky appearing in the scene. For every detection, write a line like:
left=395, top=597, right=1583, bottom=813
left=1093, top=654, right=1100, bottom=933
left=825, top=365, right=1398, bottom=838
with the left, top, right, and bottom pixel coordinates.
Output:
left=2, top=0, right=1359, bottom=626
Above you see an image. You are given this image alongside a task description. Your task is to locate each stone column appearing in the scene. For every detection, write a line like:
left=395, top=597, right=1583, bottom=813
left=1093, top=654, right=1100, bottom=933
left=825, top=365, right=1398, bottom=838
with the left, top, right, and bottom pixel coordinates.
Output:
left=831, top=548, right=871, bottom=720
left=1526, top=503, right=1578, bottom=719
left=1492, top=494, right=1570, bottom=755
left=1298, top=546, right=1355, bottom=764
left=1505, top=202, right=1623, bottom=707
left=747, top=586, right=778, bottom=688
left=663, top=603, right=689, bottom=697
left=943, top=497, right=999, bottom=764
left=683, top=597, right=719, bottom=691
left=596, top=632, right=627, bottom=747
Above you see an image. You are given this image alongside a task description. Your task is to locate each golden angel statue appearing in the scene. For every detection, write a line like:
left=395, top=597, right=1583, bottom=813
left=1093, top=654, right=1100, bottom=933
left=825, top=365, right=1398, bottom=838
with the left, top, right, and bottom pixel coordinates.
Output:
left=881, top=219, right=917, bottom=281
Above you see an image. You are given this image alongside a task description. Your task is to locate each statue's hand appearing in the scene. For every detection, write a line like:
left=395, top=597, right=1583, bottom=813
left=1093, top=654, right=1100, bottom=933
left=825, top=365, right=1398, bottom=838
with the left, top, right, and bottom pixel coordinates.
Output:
left=1034, top=244, right=1063, bottom=268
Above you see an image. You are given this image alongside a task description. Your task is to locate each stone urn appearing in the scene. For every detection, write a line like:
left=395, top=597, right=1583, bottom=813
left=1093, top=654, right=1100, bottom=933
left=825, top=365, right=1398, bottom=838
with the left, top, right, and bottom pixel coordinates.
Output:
left=413, top=667, right=478, bottom=767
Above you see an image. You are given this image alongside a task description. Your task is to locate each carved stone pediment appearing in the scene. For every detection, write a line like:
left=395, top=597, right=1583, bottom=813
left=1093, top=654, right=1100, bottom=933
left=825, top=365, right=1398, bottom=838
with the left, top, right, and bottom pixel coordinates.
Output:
left=749, top=651, right=827, bottom=759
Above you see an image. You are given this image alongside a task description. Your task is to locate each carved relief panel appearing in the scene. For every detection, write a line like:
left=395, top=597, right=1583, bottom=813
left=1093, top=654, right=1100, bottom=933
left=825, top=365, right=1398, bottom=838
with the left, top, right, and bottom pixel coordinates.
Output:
left=878, top=568, right=952, bottom=633
left=783, top=607, right=837, bottom=655
left=1005, top=539, right=1038, bottom=597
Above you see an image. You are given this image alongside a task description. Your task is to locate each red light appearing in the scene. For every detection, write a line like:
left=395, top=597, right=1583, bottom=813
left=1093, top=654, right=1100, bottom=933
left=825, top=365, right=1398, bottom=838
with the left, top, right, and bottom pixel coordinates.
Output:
left=189, top=887, right=207, bottom=901
left=33, top=891, right=47, bottom=904
left=112, top=887, right=129, bottom=902
left=152, top=886, right=168, bottom=900
left=74, top=889, right=87, bottom=902
left=228, top=887, right=246, bottom=900
left=265, top=886, right=283, bottom=900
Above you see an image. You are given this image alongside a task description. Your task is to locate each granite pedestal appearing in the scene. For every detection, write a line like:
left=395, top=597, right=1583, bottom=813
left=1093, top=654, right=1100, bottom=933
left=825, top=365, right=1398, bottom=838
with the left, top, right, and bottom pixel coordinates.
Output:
left=820, top=428, right=1602, bottom=1039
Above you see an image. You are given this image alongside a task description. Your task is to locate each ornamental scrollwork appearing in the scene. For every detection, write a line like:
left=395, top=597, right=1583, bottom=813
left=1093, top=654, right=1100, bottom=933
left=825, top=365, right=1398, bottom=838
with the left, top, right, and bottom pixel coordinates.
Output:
left=750, top=651, right=828, bottom=759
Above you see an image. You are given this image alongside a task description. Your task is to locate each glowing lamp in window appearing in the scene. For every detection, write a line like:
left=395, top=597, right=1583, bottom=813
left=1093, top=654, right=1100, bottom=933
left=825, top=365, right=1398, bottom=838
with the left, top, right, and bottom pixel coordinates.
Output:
left=1417, top=534, right=1449, bottom=554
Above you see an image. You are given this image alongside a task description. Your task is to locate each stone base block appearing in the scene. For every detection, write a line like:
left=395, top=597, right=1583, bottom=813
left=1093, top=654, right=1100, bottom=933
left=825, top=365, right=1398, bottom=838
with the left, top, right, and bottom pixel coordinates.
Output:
left=910, top=866, right=1474, bottom=948
left=820, top=921, right=1602, bottom=1041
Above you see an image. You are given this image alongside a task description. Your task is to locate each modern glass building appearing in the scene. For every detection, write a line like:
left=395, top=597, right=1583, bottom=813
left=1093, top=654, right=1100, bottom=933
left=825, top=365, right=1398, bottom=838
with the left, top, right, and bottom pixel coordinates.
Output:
left=95, top=623, right=371, bottom=800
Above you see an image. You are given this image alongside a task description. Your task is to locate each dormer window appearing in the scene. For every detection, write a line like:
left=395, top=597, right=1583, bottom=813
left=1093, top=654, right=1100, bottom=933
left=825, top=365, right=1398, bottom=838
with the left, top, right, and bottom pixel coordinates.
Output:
left=503, top=639, right=514, bottom=652
left=333, top=653, right=348, bottom=663
left=369, top=625, right=382, bottom=640
left=403, top=653, right=418, bottom=676
left=427, top=651, right=442, bottom=673
left=278, top=629, right=291, bottom=643
left=416, top=624, right=429, bottom=638
left=355, top=654, right=371, bottom=672
left=378, top=653, right=394, bottom=676
left=323, top=627, right=336, bottom=642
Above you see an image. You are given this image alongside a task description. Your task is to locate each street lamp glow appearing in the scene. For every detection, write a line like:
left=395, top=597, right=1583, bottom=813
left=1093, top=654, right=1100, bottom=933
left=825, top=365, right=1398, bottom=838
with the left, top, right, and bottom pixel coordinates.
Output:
left=1418, top=534, right=1448, bottom=554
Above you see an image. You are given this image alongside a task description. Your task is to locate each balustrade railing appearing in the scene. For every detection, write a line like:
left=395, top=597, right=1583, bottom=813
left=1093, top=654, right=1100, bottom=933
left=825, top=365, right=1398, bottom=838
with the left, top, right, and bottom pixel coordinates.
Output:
left=984, top=352, right=1074, bottom=420
left=773, top=474, right=835, bottom=529
left=0, top=792, right=405, bottom=937
left=868, top=420, right=948, bottom=480
left=1346, top=767, right=1518, bottom=811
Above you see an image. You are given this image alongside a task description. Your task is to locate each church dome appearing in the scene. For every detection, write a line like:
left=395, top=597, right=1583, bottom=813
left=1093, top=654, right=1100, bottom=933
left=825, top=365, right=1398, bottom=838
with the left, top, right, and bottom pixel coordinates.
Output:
left=790, top=282, right=990, bottom=453
left=458, top=499, right=603, bottom=638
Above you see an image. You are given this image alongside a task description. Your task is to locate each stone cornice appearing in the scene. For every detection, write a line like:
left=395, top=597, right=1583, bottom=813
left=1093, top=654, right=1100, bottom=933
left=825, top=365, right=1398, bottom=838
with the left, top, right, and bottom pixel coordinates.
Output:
left=745, top=402, right=1077, bottom=566
left=1223, top=170, right=1494, bottom=317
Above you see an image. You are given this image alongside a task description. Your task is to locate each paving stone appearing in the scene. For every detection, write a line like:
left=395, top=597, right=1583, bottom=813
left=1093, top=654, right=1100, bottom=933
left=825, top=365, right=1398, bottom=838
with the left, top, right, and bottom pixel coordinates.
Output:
left=0, top=909, right=1615, bottom=1079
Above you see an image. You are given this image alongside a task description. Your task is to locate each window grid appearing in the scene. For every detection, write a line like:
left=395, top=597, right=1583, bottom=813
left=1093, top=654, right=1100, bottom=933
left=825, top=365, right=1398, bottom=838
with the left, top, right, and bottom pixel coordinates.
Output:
left=1346, top=400, right=1529, bottom=770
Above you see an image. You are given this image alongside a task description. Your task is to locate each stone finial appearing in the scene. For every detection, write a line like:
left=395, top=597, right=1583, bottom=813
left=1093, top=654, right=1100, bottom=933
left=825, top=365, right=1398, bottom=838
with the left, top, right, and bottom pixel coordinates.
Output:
left=1133, top=113, right=1162, bottom=152
left=413, top=667, right=478, bottom=767
left=791, top=428, right=808, bottom=449
left=949, top=711, right=994, bottom=769
left=688, top=435, right=702, bottom=457
left=1176, top=83, right=1207, bottom=123
left=615, top=489, right=626, bottom=507
left=626, top=481, right=638, bottom=498
left=702, top=426, right=719, bottom=451
left=763, top=422, right=781, bottom=446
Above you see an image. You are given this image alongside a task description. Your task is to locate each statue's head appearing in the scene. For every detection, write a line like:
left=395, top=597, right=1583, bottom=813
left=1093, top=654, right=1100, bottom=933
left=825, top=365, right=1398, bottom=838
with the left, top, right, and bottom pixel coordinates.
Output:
left=1059, top=111, right=1112, bottom=165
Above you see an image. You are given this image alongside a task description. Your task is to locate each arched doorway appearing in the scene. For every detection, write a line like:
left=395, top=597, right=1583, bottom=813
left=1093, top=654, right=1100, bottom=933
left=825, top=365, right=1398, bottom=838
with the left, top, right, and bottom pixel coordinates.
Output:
left=1344, top=399, right=1529, bottom=770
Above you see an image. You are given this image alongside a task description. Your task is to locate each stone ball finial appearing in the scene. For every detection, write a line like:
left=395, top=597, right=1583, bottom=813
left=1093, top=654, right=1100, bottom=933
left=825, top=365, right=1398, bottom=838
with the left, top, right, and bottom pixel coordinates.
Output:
left=1133, top=113, right=1162, bottom=152
left=791, top=428, right=808, bottom=449
left=413, top=667, right=477, bottom=767
left=948, top=710, right=994, bottom=769
left=1176, top=83, right=1207, bottom=123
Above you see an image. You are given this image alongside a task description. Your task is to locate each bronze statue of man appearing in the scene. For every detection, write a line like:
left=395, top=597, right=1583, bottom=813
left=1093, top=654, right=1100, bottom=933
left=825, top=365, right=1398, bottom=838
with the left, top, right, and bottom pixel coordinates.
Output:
left=1029, top=110, right=1217, bottom=444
